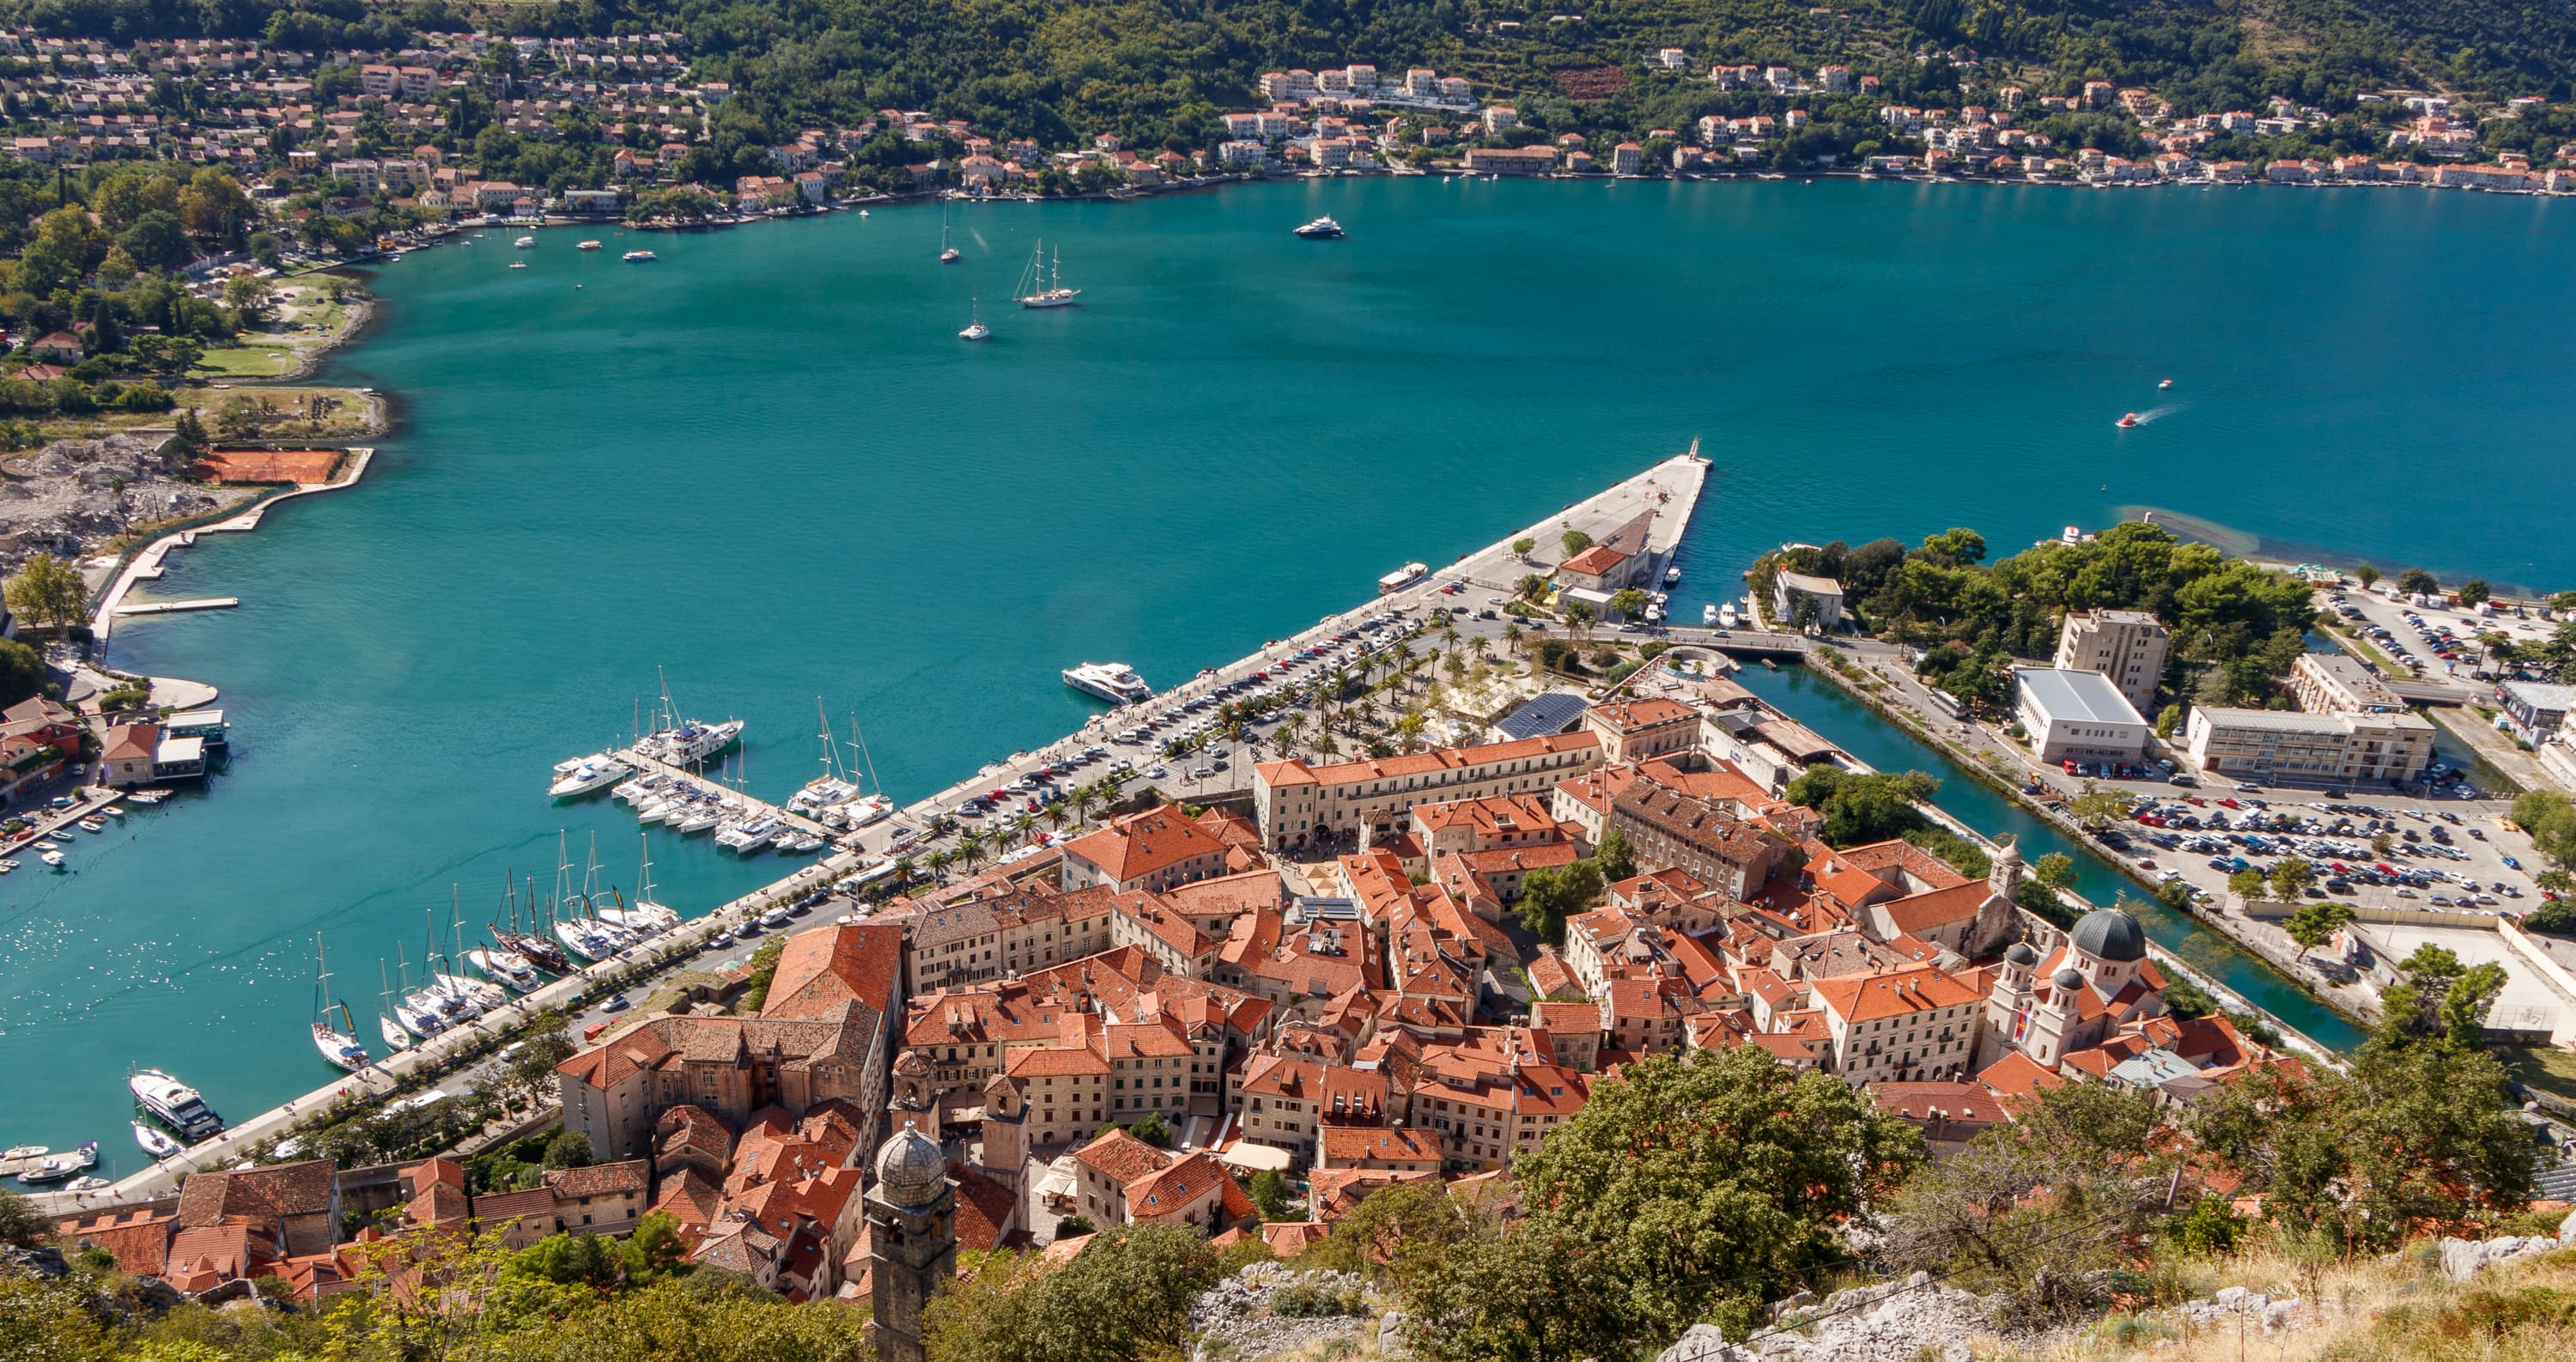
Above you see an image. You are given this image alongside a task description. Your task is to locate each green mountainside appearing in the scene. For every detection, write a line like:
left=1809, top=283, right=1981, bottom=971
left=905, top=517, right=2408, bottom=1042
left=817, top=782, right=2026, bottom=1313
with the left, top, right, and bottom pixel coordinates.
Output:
left=6, top=0, right=2574, bottom=153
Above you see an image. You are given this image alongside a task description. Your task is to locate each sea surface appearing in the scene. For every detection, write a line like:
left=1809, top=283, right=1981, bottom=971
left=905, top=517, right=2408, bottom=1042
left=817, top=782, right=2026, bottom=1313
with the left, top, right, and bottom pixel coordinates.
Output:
left=9, top=177, right=2567, bottom=1167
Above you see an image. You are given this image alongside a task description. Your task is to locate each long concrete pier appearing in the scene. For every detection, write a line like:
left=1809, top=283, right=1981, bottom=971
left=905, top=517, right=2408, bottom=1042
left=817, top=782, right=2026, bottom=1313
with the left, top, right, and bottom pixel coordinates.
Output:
left=25, top=447, right=1714, bottom=1214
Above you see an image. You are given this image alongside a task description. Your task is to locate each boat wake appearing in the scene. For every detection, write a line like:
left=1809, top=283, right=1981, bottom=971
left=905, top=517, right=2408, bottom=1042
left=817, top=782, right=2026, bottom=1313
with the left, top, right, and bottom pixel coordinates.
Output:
left=971, top=229, right=991, bottom=253
left=2122, top=404, right=2182, bottom=426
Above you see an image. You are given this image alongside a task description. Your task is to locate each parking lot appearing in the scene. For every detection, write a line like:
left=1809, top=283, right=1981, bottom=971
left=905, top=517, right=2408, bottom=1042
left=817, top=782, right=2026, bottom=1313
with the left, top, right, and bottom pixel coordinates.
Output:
left=2095, top=787, right=2542, bottom=918
left=2324, top=581, right=2553, bottom=697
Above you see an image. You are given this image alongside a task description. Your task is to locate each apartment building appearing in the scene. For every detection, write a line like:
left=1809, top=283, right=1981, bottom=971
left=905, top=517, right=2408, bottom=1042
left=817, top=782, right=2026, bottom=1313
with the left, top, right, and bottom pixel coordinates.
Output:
left=2291, top=652, right=2408, bottom=714
left=2053, top=609, right=2170, bottom=714
left=1812, top=965, right=1984, bottom=1085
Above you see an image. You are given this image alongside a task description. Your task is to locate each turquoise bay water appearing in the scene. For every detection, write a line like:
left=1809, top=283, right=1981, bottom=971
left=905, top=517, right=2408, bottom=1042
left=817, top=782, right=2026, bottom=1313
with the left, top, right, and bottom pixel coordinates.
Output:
left=7, top=178, right=2567, bottom=1164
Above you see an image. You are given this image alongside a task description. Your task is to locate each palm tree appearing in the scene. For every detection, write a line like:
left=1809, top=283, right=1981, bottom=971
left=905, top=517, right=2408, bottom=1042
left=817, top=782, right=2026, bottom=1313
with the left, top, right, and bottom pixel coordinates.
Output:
left=1072, top=783, right=1097, bottom=826
left=1503, top=621, right=1523, bottom=656
left=1471, top=635, right=1492, bottom=662
left=1314, top=732, right=1340, bottom=762
left=1279, top=712, right=1306, bottom=757
left=957, top=828, right=987, bottom=871
left=924, top=848, right=955, bottom=880
left=891, top=855, right=917, bottom=887
left=1045, top=801, right=1072, bottom=834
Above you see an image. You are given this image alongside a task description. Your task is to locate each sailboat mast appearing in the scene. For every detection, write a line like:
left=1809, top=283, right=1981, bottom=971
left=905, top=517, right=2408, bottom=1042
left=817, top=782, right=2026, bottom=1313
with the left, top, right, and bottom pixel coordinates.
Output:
left=848, top=712, right=884, bottom=796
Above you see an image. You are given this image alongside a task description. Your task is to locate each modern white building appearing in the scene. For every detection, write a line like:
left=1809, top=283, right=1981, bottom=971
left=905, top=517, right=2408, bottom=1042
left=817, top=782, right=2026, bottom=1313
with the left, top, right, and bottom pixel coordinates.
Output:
left=2012, top=667, right=2152, bottom=765
left=2052, top=610, right=2169, bottom=715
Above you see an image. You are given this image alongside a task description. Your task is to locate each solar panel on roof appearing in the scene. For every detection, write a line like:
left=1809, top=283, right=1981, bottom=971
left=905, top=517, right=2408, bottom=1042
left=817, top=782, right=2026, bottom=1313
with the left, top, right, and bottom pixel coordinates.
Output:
left=1493, top=692, right=1590, bottom=742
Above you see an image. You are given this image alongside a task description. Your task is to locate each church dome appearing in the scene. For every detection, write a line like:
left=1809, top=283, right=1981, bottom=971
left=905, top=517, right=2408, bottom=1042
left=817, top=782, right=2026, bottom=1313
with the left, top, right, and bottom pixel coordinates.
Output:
left=2002, top=941, right=2038, bottom=966
left=2052, top=967, right=2087, bottom=992
left=874, top=1119, right=946, bottom=1207
left=2068, top=906, right=2148, bottom=963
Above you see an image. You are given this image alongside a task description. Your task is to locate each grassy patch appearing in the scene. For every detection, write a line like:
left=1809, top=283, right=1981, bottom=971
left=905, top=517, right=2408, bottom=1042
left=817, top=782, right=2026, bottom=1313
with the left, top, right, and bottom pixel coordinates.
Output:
left=192, top=341, right=305, bottom=378
left=2497, top=1043, right=2576, bottom=1104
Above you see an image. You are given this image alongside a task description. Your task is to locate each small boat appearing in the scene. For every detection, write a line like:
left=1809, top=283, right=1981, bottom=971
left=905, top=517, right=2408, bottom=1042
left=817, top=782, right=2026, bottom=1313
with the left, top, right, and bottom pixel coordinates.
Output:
left=64, top=1176, right=110, bottom=1193
left=379, top=1012, right=412, bottom=1051
left=860, top=209, right=870, bottom=217
left=100, top=806, right=125, bottom=818
left=509, top=261, right=528, bottom=269
left=513, top=235, right=536, bottom=248
left=133, top=1122, right=180, bottom=1158
left=2, top=1143, right=46, bottom=1160
left=126, top=790, right=170, bottom=805
left=1663, top=565, right=1682, bottom=586
left=2117, top=412, right=2140, bottom=428
left=34, top=841, right=59, bottom=851
left=77, top=818, right=104, bottom=833
left=1703, top=603, right=1718, bottom=624
left=19, top=1140, right=99, bottom=1183
left=1293, top=216, right=1344, bottom=239
left=577, top=240, right=602, bottom=251
left=2159, top=378, right=2173, bottom=389
left=41, top=850, right=64, bottom=866
left=961, top=289, right=990, bottom=341
left=623, top=250, right=657, bottom=262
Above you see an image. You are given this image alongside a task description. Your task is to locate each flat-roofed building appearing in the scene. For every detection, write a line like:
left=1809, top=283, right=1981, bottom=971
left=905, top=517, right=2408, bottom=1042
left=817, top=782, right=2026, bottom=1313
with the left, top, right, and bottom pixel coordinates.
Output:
left=2013, top=667, right=2151, bottom=764
left=2183, top=705, right=2434, bottom=786
left=1771, top=571, right=1844, bottom=629
left=2053, top=609, right=2169, bottom=714
left=2499, top=680, right=2576, bottom=742
left=2292, top=652, right=2408, bottom=714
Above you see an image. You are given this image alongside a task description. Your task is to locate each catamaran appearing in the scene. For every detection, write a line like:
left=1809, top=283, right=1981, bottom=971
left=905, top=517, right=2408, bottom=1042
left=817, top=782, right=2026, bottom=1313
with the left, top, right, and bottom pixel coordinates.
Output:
left=1063, top=661, right=1152, bottom=703
left=1014, top=241, right=1079, bottom=307
left=311, top=934, right=370, bottom=1072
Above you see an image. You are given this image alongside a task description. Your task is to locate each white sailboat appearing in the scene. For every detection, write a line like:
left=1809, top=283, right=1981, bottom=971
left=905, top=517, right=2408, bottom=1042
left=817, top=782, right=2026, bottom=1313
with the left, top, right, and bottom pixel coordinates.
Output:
left=1014, top=241, right=1078, bottom=307
left=134, top=1121, right=181, bottom=1158
left=311, top=934, right=371, bottom=1072
left=960, top=289, right=990, bottom=341
left=599, top=833, right=680, bottom=934
left=377, top=959, right=412, bottom=1050
left=939, top=203, right=961, bottom=263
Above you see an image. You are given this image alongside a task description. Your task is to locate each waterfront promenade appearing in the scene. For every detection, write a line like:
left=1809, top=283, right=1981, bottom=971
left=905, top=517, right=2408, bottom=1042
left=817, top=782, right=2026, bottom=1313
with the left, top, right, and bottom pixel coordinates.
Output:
left=24, top=447, right=1710, bottom=1213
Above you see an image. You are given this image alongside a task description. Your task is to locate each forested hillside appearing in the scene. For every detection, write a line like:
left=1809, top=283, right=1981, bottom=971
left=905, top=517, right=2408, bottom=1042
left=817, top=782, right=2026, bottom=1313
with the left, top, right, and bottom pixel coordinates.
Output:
left=3, top=0, right=2572, bottom=154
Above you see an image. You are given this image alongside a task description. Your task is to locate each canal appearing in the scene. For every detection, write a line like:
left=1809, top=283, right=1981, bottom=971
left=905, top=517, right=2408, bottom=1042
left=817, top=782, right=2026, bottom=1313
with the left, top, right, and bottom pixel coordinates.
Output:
left=1732, top=662, right=2369, bottom=1052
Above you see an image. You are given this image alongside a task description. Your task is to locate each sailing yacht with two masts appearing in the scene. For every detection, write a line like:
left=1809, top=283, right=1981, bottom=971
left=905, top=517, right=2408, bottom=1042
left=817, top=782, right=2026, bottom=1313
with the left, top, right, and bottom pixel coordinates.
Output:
left=1015, top=240, right=1079, bottom=307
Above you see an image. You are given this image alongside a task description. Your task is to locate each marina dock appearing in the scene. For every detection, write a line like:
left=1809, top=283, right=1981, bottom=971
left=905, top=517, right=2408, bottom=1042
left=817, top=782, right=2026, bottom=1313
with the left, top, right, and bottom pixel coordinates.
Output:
left=23, top=447, right=1716, bottom=1213
left=112, top=597, right=240, bottom=617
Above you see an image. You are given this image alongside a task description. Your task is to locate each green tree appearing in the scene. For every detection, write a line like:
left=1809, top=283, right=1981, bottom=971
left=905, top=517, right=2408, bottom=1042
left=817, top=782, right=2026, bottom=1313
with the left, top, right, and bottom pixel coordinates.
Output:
left=2067, top=782, right=2131, bottom=830
left=1510, top=536, right=1536, bottom=560
left=1402, top=1046, right=1921, bottom=1359
left=1249, top=1168, right=1291, bottom=1221
left=2397, top=568, right=2439, bottom=596
left=2281, top=897, right=2349, bottom=959
left=540, top=1128, right=593, bottom=1170
left=925, top=1224, right=1218, bottom=1362
left=2512, top=790, right=2576, bottom=867
left=1783, top=765, right=1940, bottom=845
left=5, top=551, right=88, bottom=633
left=1559, top=529, right=1592, bottom=558
left=2524, top=897, right=2576, bottom=934
left=2154, top=702, right=2184, bottom=739
left=2268, top=856, right=2318, bottom=899
left=1516, top=858, right=1605, bottom=940
left=2354, top=562, right=2379, bottom=589
left=2031, top=851, right=2075, bottom=891
left=2227, top=866, right=2269, bottom=899
left=0, top=1186, right=46, bottom=1247
left=1595, top=826, right=1638, bottom=883
left=2458, top=578, right=2490, bottom=607
left=1608, top=587, right=1649, bottom=620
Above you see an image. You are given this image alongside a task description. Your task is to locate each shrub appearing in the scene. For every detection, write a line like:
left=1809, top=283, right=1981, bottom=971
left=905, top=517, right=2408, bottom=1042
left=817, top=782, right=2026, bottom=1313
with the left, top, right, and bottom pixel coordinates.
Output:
left=1272, top=1276, right=1369, bottom=1317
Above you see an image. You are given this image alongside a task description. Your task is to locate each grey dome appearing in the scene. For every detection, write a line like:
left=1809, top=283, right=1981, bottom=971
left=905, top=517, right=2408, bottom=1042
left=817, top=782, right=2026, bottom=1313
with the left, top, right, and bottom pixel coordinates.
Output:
left=2069, top=907, right=2148, bottom=963
left=2053, top=968, right=2087, bottom=992
left=874, top=1119, right=946, bottom=1207
left=2002, top=941, right=2038, bottom=966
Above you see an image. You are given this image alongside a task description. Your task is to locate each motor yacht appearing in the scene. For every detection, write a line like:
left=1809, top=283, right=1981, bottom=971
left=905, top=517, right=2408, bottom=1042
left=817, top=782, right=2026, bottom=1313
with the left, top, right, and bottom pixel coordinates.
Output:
left=1063, top=661, right=1151, bottom=704
left=638, top=719, right=744, bottom=764
left=130, top=1069, right=225, bottom=1140
left=465, top=946, right=541, bottom=991
left=623, top=249, right=656, bottom=262
left=1293, top=216, right=1345, bottom=239
left=577, top=240, right=602, bottom=251
left=549, top=758, right=628, bottom=799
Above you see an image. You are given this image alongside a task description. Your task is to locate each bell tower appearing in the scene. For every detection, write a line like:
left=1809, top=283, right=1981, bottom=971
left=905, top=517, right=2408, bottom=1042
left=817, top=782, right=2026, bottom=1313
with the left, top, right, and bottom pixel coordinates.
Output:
left=865, top=1121, right=956, bottom=1362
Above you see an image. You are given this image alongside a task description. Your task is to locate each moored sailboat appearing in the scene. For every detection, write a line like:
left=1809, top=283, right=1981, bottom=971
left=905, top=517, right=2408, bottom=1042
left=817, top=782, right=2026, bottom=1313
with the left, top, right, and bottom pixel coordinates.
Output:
left=311, top=934, right=370, bottom=1072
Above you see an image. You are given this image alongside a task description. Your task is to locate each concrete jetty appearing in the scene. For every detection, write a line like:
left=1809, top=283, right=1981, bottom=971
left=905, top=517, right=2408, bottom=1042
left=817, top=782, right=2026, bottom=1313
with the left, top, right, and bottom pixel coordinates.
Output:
left=112, top=597, right=240, bottom=617
left=25, top=447, right=1715, bottom=1213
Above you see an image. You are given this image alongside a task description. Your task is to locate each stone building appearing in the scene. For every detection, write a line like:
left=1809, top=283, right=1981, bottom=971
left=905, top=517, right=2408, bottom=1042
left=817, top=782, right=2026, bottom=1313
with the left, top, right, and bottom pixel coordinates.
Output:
left=863, top=1122, right=956, bottom=1362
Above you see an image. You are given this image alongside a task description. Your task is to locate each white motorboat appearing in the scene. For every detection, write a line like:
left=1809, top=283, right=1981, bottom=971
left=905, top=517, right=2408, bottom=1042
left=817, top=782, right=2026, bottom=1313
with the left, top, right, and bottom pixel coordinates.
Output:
left=1292, top=216, right=1344, bottom=239
left=133, top=1121, right=181, bottom=1158
left=715, top=818, right=780, bottom=853
left=578, top=240, right=602, bottom=251
left=130, top=1069, right=225, bottom=1140
left=1015, top=241, right=1079, bottom=307
left=791, top=777, right=861, bottom=812
left=1703, top=603, right=1718, bottom=625
left=125, top=789, right=170, bottom=805
left=780, top=833, right=824, bottom=854
left=465, top=946, right=540, bottom=991
left=549, top=759, right=629, bottom=799
left=623, top=249, right=656, bottom=261
left=64, top=1176, right=110, bottom=1193
left=41, top=849, right=64, bottom=866
left=19, top=1141, right=98, bottom=1183
left=1063, top=661, right=1151, bottom=704
left=1664, top=565, right=1683, bottom=586
left=1719, top=603, right=1741, bottom=629
left=2, top=1143, right=46, bottom=1160
left=514, top=235, right=537, bottom=248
